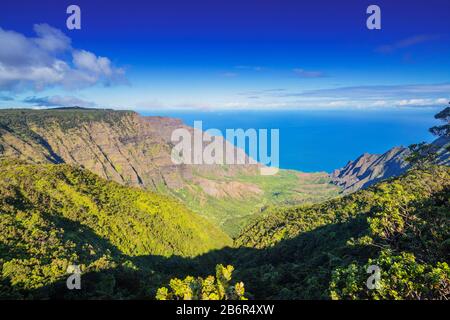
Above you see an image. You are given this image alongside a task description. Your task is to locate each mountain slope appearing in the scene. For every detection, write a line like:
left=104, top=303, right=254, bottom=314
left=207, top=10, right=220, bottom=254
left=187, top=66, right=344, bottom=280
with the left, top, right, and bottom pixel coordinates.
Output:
left=0, top=159, right=231, bottom=256
left=1, top=161, right=448, bottom=299
left=330, top=146, right=410, bottom=193
left=0, top=108, right=340, bottom=236
left=233, top=166, right=450, bottom=299
left=331, top=136, right=450, bottom=193
left=0, top=160, right=233, bottom=296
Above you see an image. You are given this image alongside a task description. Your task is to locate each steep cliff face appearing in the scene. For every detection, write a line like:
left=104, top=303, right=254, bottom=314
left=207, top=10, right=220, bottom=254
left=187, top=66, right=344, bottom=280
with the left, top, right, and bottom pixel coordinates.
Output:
left=0, top=108, right=339, bottom=236
left=331, top=136, right=450, bottom=193
left=331, top=146, right=410, bottom=193
left=0, top=108, right=255, bottom=190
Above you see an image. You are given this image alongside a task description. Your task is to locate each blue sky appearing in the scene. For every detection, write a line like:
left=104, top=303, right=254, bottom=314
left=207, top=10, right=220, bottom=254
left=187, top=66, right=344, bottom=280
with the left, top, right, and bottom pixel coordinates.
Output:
left=0, top=0, right=450, bottom=110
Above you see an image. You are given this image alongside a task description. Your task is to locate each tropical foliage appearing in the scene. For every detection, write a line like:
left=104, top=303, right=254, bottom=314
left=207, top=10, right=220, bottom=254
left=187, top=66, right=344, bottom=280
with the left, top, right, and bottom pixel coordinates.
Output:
left=0, top=159, right=231, bottom=298
left=233, top=166, right=450, bottom=299
left=0, top=161, right=448, bottom=300
left=0, top=106, right=449, bottom=300
left=407, top=102, right=450, bottom=167
left=156, top=264, right=246, bottom=300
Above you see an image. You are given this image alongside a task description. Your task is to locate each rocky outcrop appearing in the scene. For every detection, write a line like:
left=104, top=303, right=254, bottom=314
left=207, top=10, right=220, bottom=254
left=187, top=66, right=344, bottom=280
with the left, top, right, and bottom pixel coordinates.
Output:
left=0, top=108, right=340, bottom=236
left=0, top=109, right=258, bottom=191
left=331, top=137, right=450, bottom=193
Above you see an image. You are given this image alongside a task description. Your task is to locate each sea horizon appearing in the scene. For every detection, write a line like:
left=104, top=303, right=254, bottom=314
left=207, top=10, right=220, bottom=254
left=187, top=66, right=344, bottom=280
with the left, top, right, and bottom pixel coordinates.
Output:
left=140, top=107, right=441, bottom=173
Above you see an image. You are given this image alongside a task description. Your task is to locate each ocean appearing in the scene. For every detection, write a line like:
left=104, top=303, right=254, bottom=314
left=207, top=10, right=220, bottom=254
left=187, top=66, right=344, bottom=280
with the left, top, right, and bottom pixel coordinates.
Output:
left=140, top=108, right=441, bottom=173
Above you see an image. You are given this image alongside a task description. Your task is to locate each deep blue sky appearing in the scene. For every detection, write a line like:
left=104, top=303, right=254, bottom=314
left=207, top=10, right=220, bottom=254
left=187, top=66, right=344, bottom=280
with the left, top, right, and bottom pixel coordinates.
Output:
left=0, top=0, right=449, bottom=110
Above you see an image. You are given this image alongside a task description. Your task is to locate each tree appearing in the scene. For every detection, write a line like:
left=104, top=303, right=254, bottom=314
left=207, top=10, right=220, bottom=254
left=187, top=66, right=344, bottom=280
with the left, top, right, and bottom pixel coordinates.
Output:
left=406, top=103, right=449, bottom=167
left=330, top=250, right=450, bottom=300
left=429, top=104, right=450, bottom=138
left=405, top=142, right=437, bottom=168
left=155, top=264, right=247, bottom=300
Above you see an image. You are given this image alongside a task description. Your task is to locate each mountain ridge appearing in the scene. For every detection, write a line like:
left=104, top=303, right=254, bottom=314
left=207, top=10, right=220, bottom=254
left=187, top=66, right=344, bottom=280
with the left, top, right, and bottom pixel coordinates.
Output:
left=233, top=165, right=450, bottom=299
left=331, top=136, right=450, bottom=193
left=0, top=108, right=339, bottom=236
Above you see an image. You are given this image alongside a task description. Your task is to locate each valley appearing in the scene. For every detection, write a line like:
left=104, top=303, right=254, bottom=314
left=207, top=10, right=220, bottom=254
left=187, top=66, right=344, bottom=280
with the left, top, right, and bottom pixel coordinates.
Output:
left=0, top=107, right=448, bottom=300
left=0, top=108, right=340, bottom=236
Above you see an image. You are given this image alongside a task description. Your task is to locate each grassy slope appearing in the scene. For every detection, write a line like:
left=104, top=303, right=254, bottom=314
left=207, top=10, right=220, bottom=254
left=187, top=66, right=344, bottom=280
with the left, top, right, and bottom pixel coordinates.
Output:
left=163, top=169, right=340, bottom=237
left=0, top=108, right=340, bottom=238
left=0, top=161, right=448, bottom=299
left=0, top=160, right=232, bottom=295
left=231, top=166, right=450, bottom=299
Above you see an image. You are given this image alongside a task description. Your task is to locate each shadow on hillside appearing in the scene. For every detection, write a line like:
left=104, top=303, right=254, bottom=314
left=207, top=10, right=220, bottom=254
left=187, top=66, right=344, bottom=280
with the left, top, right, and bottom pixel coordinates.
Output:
left=2, top=213, right=375, bottom=300
left=5, top=185, right=448, bottom=299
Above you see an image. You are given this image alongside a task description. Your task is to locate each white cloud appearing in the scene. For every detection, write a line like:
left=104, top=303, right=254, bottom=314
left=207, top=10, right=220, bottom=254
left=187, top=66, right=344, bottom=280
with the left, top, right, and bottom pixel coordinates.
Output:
left=221, top=72, right=238, bottom=78
left=73, top=50, right=112, bottom=75
left=234, top=65, right=264, bottom=71
left=33, top=24, right=71, bottom=53
left=376, top=34, right=440, bottom=53
left=285, top=83, right=450, bottom=99
left=23, top=95, right=97, bottom=108
left=0, top=24, right=126, bottom=92
left=293, top=68, right=326, bottom=78
left=396, top=98, right=446, bottom=106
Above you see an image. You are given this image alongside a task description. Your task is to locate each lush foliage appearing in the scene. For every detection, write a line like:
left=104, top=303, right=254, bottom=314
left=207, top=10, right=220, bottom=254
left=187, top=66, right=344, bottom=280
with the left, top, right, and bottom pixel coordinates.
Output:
left=233, top=166, right=450, bottom=299
left=168, top=169, right=339, bottom=237
left=407, top=104, right=450, bottom=167
left=156, top=264, right=246, bottom=300
left=0, top=160, right=448, bottom=299
left=429, top=104, right=450, bottom=138
left=0, top=107, right=448, bottom=300
left=0, top=108, right=134, bottom=133
left=330, top=250, right=449, bottom=300
left=0, top=160, right=231, bottom=298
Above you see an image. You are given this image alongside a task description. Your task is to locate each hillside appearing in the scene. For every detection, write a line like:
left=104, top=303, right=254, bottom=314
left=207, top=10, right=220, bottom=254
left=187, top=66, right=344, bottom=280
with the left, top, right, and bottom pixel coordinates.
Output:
left=0, top=160, right=448, bottom=299
left=331, top=136, right=450, bottom=193
left=0, top=108, right=340, bottom=236
left=330, top=146, right=410, bottom=193
left=232, top=166, right=450, bottom=299
left=0, top=160, right=231, bottom=298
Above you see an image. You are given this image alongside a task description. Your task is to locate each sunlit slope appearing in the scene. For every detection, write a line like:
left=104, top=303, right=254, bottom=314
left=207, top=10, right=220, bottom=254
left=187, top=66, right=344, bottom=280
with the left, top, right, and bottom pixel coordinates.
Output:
left=0, top=160, right=232, bottom=293
left=0, top=108, right=340, bottom=236
left=233, top=166, right=450, bottom=299
left=165, top=169, right=340, bottom=237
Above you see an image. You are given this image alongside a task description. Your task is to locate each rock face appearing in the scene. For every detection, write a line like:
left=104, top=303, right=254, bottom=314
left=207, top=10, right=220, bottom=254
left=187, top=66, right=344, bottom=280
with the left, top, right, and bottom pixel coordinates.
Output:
left=0, top=108, right=339, bottom=236
left=331, top=147, right=410, bottom=193
left=0, top=108, right=257, bottom=191
left=331, top=136, right=450, bottom=193
left=433, top=136, right=450, bottom=165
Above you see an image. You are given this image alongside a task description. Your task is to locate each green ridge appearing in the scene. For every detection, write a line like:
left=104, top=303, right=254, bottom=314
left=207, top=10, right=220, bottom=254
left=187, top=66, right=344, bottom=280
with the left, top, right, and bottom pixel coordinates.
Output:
left=0, top=160, right=231, bottom=297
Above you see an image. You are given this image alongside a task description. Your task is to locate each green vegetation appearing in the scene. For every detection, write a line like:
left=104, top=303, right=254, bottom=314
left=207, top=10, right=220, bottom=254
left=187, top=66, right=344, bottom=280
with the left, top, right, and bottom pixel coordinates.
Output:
left=0, top=108, right=134, bottom=133
left=0, top=159, right=231, bottom=298
left=166, top=169, right=340, bottom=237
left=330, top=250, right=449, bottom=299
left=0, top=107, right=448, bottom=300
left=232, top=166, right=450, bottom=299
left=429, top=104, right=450, bottom=138
left=0, top=107, right=340, bottom=238
left=407, top=102, right=450, bottom=168
left=156, top=264, right=246, bottom=300
left=0, top=162, right=448, bottom=300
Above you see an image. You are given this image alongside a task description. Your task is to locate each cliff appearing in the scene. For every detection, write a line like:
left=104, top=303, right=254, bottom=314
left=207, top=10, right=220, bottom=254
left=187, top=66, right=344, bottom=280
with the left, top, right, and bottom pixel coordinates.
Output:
left=0, top=108, right=339, bottom=236
left=331, top=136, right=450, bottom=193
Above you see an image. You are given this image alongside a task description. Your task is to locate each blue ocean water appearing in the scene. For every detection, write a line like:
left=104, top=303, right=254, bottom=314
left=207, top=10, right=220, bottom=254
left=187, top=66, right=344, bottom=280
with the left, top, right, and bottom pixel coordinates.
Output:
left=140, top=108, right=441, bottom=173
